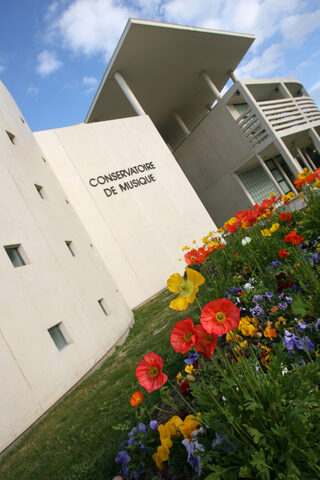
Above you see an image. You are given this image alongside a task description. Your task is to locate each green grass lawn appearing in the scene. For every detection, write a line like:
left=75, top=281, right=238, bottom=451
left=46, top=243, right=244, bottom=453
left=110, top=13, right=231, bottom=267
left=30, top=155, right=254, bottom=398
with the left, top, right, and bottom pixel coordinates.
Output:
left=0, top=289, right=191, bottom=480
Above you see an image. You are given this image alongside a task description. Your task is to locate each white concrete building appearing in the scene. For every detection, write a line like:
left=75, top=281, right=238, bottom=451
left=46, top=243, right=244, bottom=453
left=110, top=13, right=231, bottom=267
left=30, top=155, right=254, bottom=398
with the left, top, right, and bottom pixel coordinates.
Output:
left=1, top=18, right=320, bottom=452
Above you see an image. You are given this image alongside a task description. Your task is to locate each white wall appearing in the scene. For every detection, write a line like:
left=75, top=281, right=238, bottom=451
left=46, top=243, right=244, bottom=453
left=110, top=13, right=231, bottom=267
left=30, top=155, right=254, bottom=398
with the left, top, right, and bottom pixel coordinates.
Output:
left=174, top=101, right=256, bottom=226
left=35, top=117, right=215, bottom=308
left=0, top=82, right=133, bottom=452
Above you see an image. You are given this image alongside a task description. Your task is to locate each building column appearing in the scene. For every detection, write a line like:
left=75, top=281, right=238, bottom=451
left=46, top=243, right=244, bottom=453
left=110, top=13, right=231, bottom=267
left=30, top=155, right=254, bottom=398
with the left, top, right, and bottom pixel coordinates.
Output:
left=171, top=110, right=190, bottom=136
left=233, top=174, right=255, bottom=206
left=114, top=72, right=146, bottom=116
left=256, top=155, right=283, bottom=194
left=227, top=70, right=238, bottom=84
left=273, top=139, right=303, bottom=176
left=295, top=145, right=314, bottom=171
left=304, top=151, right=317, bottom=170
left=279, top=83, right=292, bottom=98
left=273, top=156, right=298, bottom=194
left=200, top=71, right=222, bottom=100
left=309, top=128, right=320, bottom=156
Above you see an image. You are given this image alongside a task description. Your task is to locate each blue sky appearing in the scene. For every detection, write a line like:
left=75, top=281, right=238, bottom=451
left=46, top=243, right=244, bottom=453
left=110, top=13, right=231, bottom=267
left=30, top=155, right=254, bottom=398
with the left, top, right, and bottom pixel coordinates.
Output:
left=1, top=0, right=320, bottom=132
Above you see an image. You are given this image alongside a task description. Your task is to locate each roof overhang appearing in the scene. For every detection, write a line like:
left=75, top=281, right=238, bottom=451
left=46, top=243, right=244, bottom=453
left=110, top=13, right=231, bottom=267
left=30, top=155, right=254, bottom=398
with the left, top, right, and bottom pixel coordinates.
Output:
left=85, top=18, right=255, bottom=145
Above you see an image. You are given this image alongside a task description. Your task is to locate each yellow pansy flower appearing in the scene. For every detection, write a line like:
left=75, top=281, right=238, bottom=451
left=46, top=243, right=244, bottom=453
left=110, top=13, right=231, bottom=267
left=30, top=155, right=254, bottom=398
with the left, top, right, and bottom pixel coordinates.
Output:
left=167, top=268, right=205, bottom=311
left=182, top=245, right=190, bottom=251
left=179, top=413, right=201, bottom=439
left=185, top=364, right=194, bottom=374
left=287, top=192, right=295, bottom=200
left=176, top=372, right=182, bottom=385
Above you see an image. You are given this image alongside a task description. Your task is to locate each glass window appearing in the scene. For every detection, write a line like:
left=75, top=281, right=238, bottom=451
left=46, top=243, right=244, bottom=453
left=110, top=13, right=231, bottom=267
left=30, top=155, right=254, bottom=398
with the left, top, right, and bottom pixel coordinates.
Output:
left=4, top=245, right=26, bottom=267
left=238, top=166, right=275, bottom=204
left=48, top=324, right=68, bottom=351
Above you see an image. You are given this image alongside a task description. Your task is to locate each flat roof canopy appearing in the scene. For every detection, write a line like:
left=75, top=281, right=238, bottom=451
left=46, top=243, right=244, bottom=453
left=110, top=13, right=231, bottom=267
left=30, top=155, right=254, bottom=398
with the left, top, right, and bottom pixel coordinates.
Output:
left=86, top=19, right=254, bottom=146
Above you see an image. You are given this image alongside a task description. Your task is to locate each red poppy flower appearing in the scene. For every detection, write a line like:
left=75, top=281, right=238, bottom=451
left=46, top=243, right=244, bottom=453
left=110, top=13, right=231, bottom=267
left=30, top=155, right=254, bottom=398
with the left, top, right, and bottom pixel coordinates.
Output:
left=195, top=324, right=218, bottom=356
left=170, top=318, right=197, bottom=354
left=136, top=352, right=168, bottom=393
left=184, top=248, right=207, bottom=266
left=283, top=231, right=304, bottom=245
left=200, top=298, right=240, bottom=336
left=279, top=249, right=288, bottom=258
left=130, top=391, right=143, bottom=406
left=279, top=213, right=292, bottom=222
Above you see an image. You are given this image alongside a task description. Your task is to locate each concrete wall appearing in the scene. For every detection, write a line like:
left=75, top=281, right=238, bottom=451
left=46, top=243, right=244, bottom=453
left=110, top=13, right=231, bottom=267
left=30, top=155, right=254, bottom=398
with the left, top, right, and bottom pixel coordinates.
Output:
left=174, top=101, right=256, bottom=226
left=35, top=117, right=215, bottom=308
left=0, top=82, right=133, bottom=452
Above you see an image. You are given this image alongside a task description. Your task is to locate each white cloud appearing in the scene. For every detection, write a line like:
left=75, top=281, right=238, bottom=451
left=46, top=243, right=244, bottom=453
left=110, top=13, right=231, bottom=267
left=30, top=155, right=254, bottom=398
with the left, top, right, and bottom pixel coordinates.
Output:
left=27, top=86, right=39, bottom=96
left=82, top=75, right=98, bottom=93
left=53, top=0, right=132, bottom=57
left=235, top=43, right=284, bottom=79
left=0, top=57, right=6, bottom=73
left=280, top=10, right=320, bottom=46
left=36, top=50, right=62, bottom=76
left=309, top=80, right=320, bottom=101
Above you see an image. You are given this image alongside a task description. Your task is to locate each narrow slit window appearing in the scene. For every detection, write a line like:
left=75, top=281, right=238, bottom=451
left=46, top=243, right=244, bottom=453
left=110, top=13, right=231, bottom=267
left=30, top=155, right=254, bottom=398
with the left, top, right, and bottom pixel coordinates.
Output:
left=48, top=323, right=68, bottom=351
left=6, top=131, right=15, bottom=144
left=34, top=184, right=45, bottom=199
left=65, top=241, right=75, bottom=257
left=98, top=298, right=108, bottom=316
left=4, top=244, right=26, bottom=267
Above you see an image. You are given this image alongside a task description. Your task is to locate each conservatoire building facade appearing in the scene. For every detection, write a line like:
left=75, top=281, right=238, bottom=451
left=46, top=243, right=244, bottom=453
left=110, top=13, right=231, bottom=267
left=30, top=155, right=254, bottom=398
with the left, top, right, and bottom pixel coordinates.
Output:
left=1, top=18, right=320, bottom=452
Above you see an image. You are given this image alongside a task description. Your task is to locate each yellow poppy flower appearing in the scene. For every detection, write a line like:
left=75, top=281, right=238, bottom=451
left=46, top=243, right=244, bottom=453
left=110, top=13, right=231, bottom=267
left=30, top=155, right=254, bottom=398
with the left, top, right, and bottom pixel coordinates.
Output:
left=261, top=228, right=272, bottom=237
left=270, top=223, right=280, bottom=233
left=167, top=268, right=205, bottom=311
left=182, top=245, right=190, bottom=251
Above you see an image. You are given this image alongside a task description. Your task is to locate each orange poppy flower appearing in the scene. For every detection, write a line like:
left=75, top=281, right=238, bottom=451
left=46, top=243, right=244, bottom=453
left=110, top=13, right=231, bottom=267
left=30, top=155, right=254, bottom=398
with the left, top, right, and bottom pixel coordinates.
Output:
left=136, top=352, right=168, bottom=393
left=170, top=318, right=196, bottom=354
left=194, top=324, right=218, bottom=356
left=200, top=298, right=240, bottom=336
left=130, top=391, right=143, bottom=406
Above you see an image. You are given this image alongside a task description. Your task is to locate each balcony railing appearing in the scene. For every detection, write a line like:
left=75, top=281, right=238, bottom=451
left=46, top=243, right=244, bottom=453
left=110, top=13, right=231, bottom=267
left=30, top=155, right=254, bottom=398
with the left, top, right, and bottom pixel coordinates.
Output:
left=258, top=96, right=320, bottom=133
left=236, top=109, right=269, bottom=147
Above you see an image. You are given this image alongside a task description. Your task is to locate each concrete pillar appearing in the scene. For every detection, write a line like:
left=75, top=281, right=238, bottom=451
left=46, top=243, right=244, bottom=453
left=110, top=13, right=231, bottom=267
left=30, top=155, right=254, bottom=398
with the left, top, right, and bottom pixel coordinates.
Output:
left=227, top=70, right=238, bottom=84
left=256, top=154, right=283, bottom=194
left=309, top=128, right=320, bottom=156
left=304, top=151, right=317, bottom=171
left=200, top=71, right=222, bottom=100
left=114, top=72, right=146, bottom=116
left=279, top=83, right=292, bottom=98
left=273, top=139, right=303, bottom=175
left=233, top=173, right=255, bottom=206
left=273, top=156, right=298, bottom=194
left=171, top=110, right=190, bottom=136
left=295, top=145, right=314, bottom=171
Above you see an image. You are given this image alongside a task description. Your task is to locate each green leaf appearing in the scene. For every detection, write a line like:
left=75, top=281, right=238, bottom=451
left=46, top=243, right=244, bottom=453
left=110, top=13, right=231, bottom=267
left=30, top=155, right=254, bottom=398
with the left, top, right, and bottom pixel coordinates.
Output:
left=291, top=297, right=307, bottom=316
left=246, top=426, right=263, bottom=444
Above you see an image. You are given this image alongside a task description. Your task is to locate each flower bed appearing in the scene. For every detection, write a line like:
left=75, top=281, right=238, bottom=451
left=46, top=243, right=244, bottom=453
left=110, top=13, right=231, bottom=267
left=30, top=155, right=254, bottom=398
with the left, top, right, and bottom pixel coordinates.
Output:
left=114, top=168, right=320, bottom=480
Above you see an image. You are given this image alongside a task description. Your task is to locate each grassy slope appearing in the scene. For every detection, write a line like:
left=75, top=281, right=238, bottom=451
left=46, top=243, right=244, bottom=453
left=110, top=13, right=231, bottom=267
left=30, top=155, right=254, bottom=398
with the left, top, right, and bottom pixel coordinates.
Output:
left=0, top=289, right=191, bottom=480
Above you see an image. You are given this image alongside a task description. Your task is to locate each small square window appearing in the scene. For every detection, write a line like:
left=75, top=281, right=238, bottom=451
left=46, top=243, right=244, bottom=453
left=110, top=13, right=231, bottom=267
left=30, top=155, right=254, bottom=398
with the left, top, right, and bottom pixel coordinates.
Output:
left=6, top=131, right=15, bottom=144
left=98, top=298, right=108, bottom=316
left=34, top=184, right=45, bottom=199
left=48, top=323, right=68, bottom=351
left=4, top=244, right=26, bottom=267
left=65, top=241, right=75, bottom=256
